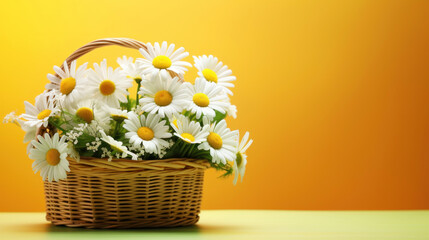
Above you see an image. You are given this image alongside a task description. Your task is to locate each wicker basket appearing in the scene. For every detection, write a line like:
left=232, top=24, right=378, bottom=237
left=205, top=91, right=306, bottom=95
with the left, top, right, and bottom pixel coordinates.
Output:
left=43, top=38, right=210, bottom=228
left=44, top=158, right=209, bottom=228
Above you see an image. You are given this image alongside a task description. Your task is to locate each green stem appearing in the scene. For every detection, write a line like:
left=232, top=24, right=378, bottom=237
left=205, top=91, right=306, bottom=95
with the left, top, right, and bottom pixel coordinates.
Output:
left=186, top=144, right=196, bottom=157
left=136, top=81, right=141, bottom=108
left=113, top=120, right=121, bottom=137
left=126, top=96, right=131, bottom=111
left=48, top=118, right=66, bottom=133
left=178, top=140, right=188, bottom=157
left=54, top=124, right=67, bottom=133
left=183, top=143, right=191, bottom=157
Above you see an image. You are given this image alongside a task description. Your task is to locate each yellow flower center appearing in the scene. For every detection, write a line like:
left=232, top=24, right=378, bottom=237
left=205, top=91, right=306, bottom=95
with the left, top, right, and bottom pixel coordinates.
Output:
left=99, top=80, right=116, bottom=96
left=60, top=77, right=76, bottom=95
left=172, top=119, right=178, bottom=128
left=154, top=90, right=173, bottom=106
left=152, top=55, right=172, bottom=69
left=202, top=69, right=218, bottom=83
left=193, top=93, right=210, bottom=107
left=207, top=132, right=223, bottom=149
left=137, top=127, right=154, bottom=141
left=46, top=148, right=60, bottom=166
left=236, top=152, right=243, bottom=167
left=37, top=109, right=52, bottom=120
left=76, top=107, right=94, bottom=124
left=181, top=133, right=195, bottom=143
left=111, top=114, right=128, bottom=122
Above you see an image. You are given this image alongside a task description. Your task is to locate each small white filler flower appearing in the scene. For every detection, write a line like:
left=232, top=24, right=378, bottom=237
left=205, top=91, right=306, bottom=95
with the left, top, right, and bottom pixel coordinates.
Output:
left=99, top=130, right=137, bottom=160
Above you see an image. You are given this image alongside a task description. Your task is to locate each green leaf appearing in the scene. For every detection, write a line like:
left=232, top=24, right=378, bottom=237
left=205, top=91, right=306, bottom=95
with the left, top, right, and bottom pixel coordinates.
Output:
left=80, top=151, right=95, bottom=157
left=212, top=110, right=227, bottom=123
left=210, top=161, right=234, bottom=178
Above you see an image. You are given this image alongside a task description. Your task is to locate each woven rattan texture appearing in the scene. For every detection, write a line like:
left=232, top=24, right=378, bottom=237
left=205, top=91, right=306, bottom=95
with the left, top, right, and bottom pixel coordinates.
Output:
left=44, top=158, right=209, bottom=228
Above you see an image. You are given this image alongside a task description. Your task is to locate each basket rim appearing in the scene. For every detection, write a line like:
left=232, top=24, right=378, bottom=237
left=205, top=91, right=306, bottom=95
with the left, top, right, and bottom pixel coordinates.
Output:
left=69, top=157, right=210, bottom=171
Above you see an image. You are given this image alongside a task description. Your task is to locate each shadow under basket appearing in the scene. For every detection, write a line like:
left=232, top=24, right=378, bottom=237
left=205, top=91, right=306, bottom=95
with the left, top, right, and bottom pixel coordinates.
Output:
left=44, top=157, right=210, bottom=229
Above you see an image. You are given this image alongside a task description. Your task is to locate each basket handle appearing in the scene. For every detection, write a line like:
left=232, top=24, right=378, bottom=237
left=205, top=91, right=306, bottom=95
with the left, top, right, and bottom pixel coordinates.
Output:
left=57, top=38, right=180, bottom=79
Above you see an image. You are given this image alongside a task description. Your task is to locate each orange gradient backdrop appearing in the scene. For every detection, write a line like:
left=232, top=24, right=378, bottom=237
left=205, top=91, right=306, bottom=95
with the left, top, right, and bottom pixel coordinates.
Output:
left=1, top=0, right=429, bottom=211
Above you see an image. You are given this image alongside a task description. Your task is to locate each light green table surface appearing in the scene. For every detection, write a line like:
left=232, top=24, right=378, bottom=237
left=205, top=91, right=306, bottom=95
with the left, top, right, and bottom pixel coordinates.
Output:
left=0, top=210, right=428, bottom=240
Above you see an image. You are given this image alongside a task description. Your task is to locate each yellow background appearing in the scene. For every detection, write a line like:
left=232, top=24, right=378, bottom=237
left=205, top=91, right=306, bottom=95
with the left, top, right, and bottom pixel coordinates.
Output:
left=1, top=0, right=429, bottom=211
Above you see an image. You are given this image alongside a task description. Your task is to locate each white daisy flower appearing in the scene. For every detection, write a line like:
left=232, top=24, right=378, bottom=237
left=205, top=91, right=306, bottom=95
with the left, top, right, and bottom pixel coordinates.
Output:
left=29, top=133, right=70, bottom=182
left=233, top=131, right=253, bottom=185
left=66, top=99, right=109, bottom=124
left=171, top=116, right=209, bottom=144
left=138, top=74, right=187, bottom=118
left=137, top=41, right=192, bottom=78
left=46, top=60, right=88, bottom=107
left=193, top=55, right=236, bottom=95
left=184, top=78, right=230, bottom=120
left=103, top=106, right=129, bottom=122
left=198, top=120, right=238, bottom=164
left=123, top=112, right=172, bottom=155
left=87, top=59, right=133, bottom=108
left=20, top=91, right=58, bottom=128
left=198, top=120, right=239, bottom=164
left=99, top=130, right=137, bottom=160
left=117, top=56, right=144, bottom=83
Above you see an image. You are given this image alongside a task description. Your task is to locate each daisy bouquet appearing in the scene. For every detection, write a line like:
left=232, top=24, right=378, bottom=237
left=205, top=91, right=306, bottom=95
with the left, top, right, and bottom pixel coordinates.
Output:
left=5, top=39, right=252, bottom=185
